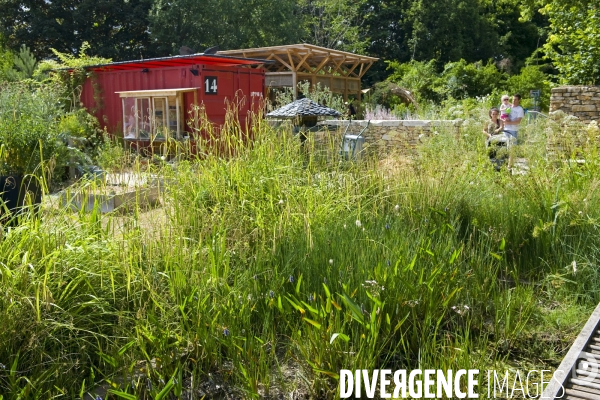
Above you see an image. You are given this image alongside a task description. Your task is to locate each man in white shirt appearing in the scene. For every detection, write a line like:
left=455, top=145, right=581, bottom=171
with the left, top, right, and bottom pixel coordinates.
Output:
left=504, top=94, right=524, bottom=140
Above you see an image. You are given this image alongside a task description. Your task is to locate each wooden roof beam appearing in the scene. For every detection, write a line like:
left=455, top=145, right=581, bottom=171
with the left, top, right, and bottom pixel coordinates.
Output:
left=359, top=61, right=374, bottom=78
left=271, top=53, right=294, bottom=71
left=286, top=49, right=296, bottom=71
left=295, top=51, right=313, bottom=73
left=313, top=54, right=331, bottom=74
left=345, top=59, right=361, bottom=77
left=332, top=56, right=347, bottom=75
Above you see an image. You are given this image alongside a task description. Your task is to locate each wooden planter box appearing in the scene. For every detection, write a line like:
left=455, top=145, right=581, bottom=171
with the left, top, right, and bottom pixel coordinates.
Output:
left=61, top=185, right=161, bottom=213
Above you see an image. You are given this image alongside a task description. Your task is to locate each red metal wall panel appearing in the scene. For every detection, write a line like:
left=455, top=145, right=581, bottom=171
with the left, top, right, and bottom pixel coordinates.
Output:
left=80, top=64, right=265, bottom=138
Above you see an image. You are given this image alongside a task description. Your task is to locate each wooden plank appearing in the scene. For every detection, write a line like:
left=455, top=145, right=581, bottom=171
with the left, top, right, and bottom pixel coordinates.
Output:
left=572, top=378, right=600, bottom=391
left=286, top=49, right=296, bottom=71
left=117, top=88, right=199, bottom=97
left=566, top=387, right=600, bottom=400
left=542, top=303, right=600, bottom=399
left=313, top=55, right=331, bottom=75
left=345, top=59, right=360, bottom=77
left=570, top=383, right=600, bottom=396
left=295, top=51, right=312, bottom=73
left=271, top=54, right=293, bottom=71
left=358, top=61, right=374, bottom=78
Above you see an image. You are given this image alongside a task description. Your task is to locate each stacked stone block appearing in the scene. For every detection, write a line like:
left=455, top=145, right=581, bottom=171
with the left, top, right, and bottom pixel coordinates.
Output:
left=313, top=120, right=462, bottom=157
left=550, top=86, right=600, bottom=123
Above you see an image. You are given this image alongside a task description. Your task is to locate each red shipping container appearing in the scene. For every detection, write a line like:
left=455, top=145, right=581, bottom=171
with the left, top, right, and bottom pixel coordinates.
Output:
left=79, top=54, right=269, bottom=153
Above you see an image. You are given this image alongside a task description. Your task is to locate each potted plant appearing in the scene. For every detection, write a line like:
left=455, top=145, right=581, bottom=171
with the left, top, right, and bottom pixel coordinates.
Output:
left=0, top=81, right=66, bottom=220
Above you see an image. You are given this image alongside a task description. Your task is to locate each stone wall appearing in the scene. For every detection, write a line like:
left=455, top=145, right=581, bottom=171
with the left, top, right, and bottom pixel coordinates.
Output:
left=550, top=86, right=600, bottom=123
left=312, top=119, right=462, bottom=157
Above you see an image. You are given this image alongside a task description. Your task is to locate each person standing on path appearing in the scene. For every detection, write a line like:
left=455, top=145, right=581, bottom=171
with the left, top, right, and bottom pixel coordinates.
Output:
left=504, top=94, right=524, bottom=141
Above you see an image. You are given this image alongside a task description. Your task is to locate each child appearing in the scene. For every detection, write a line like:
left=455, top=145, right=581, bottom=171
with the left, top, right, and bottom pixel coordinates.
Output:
left=499, top=95, right=511, bottom=121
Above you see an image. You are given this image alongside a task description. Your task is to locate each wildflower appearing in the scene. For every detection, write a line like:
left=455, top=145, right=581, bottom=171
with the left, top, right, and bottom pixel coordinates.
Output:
left=329, top=259, right=334, bottom=265
left=278, top=199, right=284, bottom=205
left=0, top=363, right=5, bottom=370
left=289, top=275, right=294, bottom=283
left=451, top=305, right=470, bottom=316
left=343, top=224, right=347, bottom=229
left=394, top=204, right=400, bottom=211
left=424, top=218, right=428, bottom=223
left=406, top=300, right=419, bottom=307
left=308, top=294, right=314, bottom=302
left=385, top=223, right=390, bottom=230
left=223, top=328, right=230, bottom=336
left=579, top=211, right=583, bottom=215
left=387, top=260, right=391, bottom=266
left=269, top=290, right=274, bottom=298
left=355, top=220, right=362, bottom=228
left=96, top=396, right=103, bottom=400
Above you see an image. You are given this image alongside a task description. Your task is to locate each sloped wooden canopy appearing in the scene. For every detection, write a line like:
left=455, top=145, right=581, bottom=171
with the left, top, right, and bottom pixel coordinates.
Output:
left=218, top=44, right=378, bottom=100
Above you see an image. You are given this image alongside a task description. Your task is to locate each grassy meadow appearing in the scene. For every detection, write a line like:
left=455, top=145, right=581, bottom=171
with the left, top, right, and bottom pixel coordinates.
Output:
left=1, top=113, right=600, bottom=399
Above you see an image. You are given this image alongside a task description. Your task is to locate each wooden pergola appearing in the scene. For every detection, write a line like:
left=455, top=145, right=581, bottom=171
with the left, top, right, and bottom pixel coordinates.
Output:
left=218, top=44, right=378, bottom=101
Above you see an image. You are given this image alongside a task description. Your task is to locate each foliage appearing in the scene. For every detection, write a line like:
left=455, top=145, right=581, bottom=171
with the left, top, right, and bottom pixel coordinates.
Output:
left=297, top=0, right=369, bottom=53
left=438, top=59, right=508, bottom=99
left=386, top=59, right=508, bottom=103
left=5, top=44, right=37, bottom=81
left=273, top=81, right=346, bottom=115
left=37, top=42, right=112, bottom=111
left=0, top=111, right=598, bottom=397
left=149, top=0, right=303, bottom=55
left=506, top=64, right=552, bottom=110
left=0, top=82, right=67, bottom=177
left=0, top=0, right=156, bottom=60
left=367, top=81, right=416, bottom=110
left=540, top=0, right=600, bottom=84
left=386, top=60, right=441, bottom=102
left=361, top=0, right=547, bottom=83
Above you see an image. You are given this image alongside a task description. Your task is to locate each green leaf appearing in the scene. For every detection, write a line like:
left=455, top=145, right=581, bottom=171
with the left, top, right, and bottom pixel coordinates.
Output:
left=303, top=317, right=321, bottom=329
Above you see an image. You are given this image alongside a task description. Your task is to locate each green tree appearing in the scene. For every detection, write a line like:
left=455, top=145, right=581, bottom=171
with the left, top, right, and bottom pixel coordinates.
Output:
left=149, top=0, right=303, bottom=54
left=386, top=60, right=441, bottom=102
left=0, top=35, right=13, bottom=81
left=5, top=44, right=37, bottom=81
left=541, top=0, right=600, bottom=84
left=362, top=0, right=547, bottom=83
left=298, top=0, right=369, bottom=53
left=0, top=0, right=156, bottom=61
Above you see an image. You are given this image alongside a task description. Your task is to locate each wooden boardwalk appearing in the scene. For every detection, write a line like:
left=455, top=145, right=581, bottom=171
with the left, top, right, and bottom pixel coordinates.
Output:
left=543, top=303, right=600, bottom=399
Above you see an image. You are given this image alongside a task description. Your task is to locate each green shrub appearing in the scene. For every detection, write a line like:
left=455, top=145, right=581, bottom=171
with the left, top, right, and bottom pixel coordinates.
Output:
left=0, top=81, right=66, bottom=177
left=506, top=64, right=552, bottom=111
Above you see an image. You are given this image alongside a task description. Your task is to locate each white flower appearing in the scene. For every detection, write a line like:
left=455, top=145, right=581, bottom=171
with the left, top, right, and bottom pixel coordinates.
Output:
left=278, top=199, right=284, bottom=205
left=355, top=220, right=362, bottom=228
left=343, top=224, right=347, bottom=229
left=329, top=259, right=334, bottom=265
left=394, top=204, right=400, bottom=212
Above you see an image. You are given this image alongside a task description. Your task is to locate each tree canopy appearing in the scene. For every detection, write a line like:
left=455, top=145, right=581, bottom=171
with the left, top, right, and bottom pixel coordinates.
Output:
left=0, top=0, right=593, bottom=86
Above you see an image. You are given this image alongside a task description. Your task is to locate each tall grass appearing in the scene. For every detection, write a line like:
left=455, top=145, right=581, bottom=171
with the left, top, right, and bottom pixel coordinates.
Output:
left=1, top=112, right=599, bottom=398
